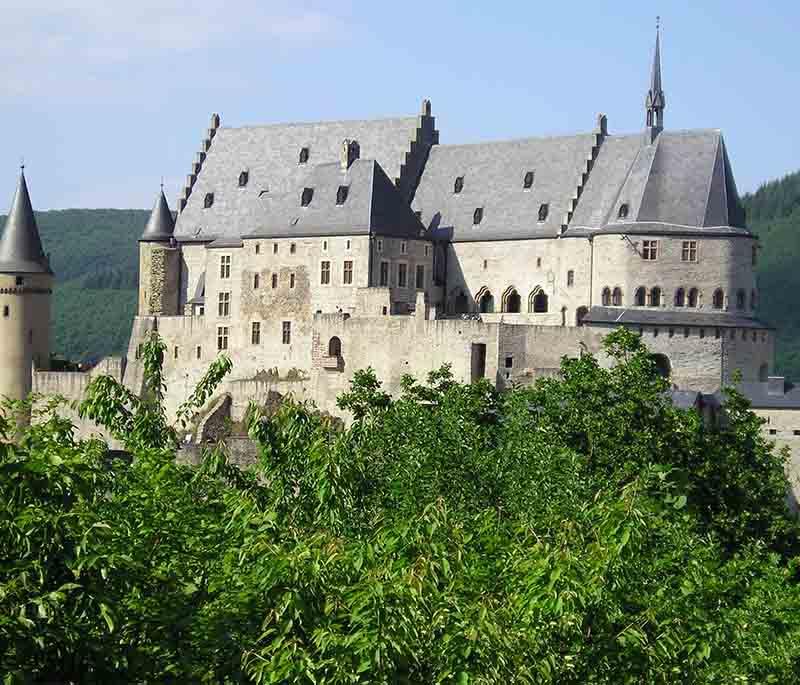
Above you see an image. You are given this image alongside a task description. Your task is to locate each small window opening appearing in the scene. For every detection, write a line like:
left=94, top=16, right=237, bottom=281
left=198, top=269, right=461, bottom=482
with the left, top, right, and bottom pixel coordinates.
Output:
left=204, top=192, right=214, bottom=208
left=255, top=243, right=260, bottom=255
left=273, top=243, right=278, bottom=254
left=523, top=171, right=534, bottom=189
left=196, top=345, right=202, bottom=360
left=301, top=187, right=314, bottom=207
left=253, top=274, right=260, bottom=289
left=290, top=243, right=296, bottom=254
left=2, top=305, right=8, bottom=317
left=299, top=147, right=310, bottom=164
left=238, top=170, right=249, bottom=187
left=336, top=185, right=349, bottom=205
left=473, top=207, right=484, bottom=225
left=567, top=270, right=574, bottom=287
left=271, top=273, right=278, bottom=289
left=15, top=277, right=23, bottom=287
left=505, top=356, right=513, bottom=369
left=618, top=203, right=629, bottom=219
left=612, top=287, right=622, bottom=306
left=290, top=273, right=295, bottom=288
left=454, top=176, right=464, bottom=194
left=538, top=204, right=549, bottom=222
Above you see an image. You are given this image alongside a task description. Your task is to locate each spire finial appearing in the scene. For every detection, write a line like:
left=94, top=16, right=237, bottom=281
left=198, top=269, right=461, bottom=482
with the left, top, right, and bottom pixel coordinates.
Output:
left=160, top=176, right=164, bottom=192
left=20, top=157, right=25, bottom=172
left=656, top=15, right=660, bottom=32
left=645, top=19, right=666, bottom=134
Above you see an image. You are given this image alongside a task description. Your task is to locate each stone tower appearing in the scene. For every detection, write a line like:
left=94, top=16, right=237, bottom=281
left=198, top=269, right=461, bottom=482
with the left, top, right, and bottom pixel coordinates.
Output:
left=645, top=19, right=666, bottom=136
left=138, top=188, right=179, bottom=316
left=0, top=168, right=53, bottom=403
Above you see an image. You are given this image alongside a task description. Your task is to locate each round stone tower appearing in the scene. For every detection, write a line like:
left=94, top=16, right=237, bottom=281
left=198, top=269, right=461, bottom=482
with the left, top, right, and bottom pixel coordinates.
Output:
left=138, top=188, right=179, bottom=317
left=0, top=168, right=53, bottom=404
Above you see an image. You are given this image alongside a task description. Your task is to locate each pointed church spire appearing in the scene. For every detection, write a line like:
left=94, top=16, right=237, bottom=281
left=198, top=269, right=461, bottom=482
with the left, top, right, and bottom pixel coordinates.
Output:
left=140, top=187, right=176, bottom=242
left=645, top=17, right=666, bottom=133
left=0, top=167, right=51, bottom=274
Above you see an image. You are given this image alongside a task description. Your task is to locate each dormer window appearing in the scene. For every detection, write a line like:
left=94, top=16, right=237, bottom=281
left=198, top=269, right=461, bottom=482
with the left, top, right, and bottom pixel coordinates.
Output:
left=301, top=187, right=314, bottom=207
left=538, top=204, right=549, bottom=222
left=473, top=207, right=484, bottom=226
left=336, top=185, right=349, bottom=205
left=299, top=147, right=310, bottom=164
left=203, top=192, right=214, bottom=209
left=238, top=170, right=249, bottom=187
left=454, top=176, right=464, bottom=194
left=523, top=171, right=534, bottom=189
left=618, top=203, right=629, bottom=219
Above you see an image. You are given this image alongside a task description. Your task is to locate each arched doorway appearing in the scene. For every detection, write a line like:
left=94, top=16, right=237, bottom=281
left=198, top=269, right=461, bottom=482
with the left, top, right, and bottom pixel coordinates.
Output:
left=328, top=336, right=342, bottom=357
left=651, top=353, right=671, bottom=379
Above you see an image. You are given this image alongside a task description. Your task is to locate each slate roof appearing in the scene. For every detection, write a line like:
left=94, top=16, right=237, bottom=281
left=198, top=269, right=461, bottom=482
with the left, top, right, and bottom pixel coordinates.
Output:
left=583, top=306, right=771, bottom=330
left=569, top=129, right=748, bottom=234
left=715, top=381, right=800, bottom=410
left=174, top=116, right=425, bottom=241
left=244, top=159, right=426, bottom=240
left=412, top=133, right=598, bottom=242
left=0, top=170, right=51, bottom=274
left=140, top=190, right=175, bottom=242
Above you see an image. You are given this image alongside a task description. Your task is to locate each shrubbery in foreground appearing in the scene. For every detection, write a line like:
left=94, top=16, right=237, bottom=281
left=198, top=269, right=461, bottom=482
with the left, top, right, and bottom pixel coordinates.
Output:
left=2, top=329, right=800, bottom=683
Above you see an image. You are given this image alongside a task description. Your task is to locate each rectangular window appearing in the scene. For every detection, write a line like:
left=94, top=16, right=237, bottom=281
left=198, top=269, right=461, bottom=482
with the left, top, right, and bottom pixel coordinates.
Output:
left=377, top=239, right=383, bottom=253
left=173, top=346, right=179, bottom=359
left=282, top=321, right=291, bottom=345
left=220, top=255, right=231, bottom=279
left=273, top=243, right=278, bottom=254
left=320, top=260, right=331, bottom=285
left=196, top=345, right=201, bottom=360
left=343, top=260, right=353, bottom=285
left=380, top=261, right=389, bottom=287
left=400, top=241, right=407, bottom=254
left=290, top=272, right=295, bottom=289
left=271, top=273, right=278, bottom=289
left=251, top=321, right=260, bottom=345
left=253, top=274, right=260, bottom=289
left=567, top=270, right=574, bottom=287
left=218, top=291, right=230, bottom=317
left=346, top=239, right=351, bottom=250
left=642, top=240, right=658, bottom=261
left=424, top=245, right=430, bottom=257
left=398, top=263, right=408, bottom=288
left=681, top=240, right=698, bottom=262
left=217, top=326, right=229, bottom=351
left=2, top=305, right=8, bottom=317
left=416, top=264, right=425, bottom=289
left=752, top=245, right=757, bottom=266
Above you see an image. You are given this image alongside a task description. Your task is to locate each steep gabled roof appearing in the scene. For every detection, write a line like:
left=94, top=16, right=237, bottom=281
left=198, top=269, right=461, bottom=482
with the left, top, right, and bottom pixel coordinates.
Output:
left=140, top=189, right=176, bottom=242
left=0, top=170, right=51, bottom=274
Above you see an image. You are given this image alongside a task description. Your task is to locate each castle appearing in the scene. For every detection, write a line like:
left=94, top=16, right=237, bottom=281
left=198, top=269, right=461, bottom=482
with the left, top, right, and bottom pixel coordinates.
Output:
left=0, top=29, right=787, bottom=444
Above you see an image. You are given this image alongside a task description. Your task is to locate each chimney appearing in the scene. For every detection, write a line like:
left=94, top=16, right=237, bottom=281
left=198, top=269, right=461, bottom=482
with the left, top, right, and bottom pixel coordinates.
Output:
left=767, top=376, right=785, bottom=396
left=341, top=139, right=360, bottom=170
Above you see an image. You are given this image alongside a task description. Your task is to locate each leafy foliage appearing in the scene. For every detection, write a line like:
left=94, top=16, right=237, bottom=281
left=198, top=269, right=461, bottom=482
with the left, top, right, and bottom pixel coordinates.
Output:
left=2, top=330, right=800, bottom=682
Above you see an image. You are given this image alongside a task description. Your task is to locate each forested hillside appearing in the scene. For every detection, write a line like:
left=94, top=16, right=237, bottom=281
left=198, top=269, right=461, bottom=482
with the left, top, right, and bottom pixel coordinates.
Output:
left=0, top=209, right=147, bottom=362
left=742, top=170, right=800, bottom=379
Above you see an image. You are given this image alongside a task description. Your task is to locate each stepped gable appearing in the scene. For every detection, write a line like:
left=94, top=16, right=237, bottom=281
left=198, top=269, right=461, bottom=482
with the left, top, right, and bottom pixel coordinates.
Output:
left=244, top=158, right=425, bottom=240
left=0, top=169, right=51, bottom=274
left=175, top=112, right=435, bottom=242
left=569, top=130, right=749, bottom=235
left=411, top=132, right=598, bottom=242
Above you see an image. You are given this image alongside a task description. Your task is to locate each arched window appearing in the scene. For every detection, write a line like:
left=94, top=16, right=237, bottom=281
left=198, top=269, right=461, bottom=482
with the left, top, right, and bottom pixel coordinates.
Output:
left=503, top=288, right=521, bottom=313
left=530, top=289, right=548, bottom=313
left=454, top=291, right=469, bottom=314
left=736, top=289, right=746, bottom=310
left=478, top=290, right=495, bottom=313
left=328, top=336, right=342, bottom=357
left=674, top=288, right=685, bottom=307
left=759, top=363, right=769, bottom=382
left=601, top=287, right=611, bottom=306
left=688, top=288, right=699, bottom=308
left=576, top=306, right=588, bottom=327
left=612, top=287, right=622, bottom=306
left=634, top=287, right=646, bottom=306
left=650, top=287, right=662, bottom=307
left=750, top=289, right=757, bottom=310
left=651, top=354, right=671, bottom=379
left=253, top=274, right=260, bottom=290
left=618, top=203, right=629, bottom=219
left=712, top=289, right=724, bottom=310
left=561, top=307, right=567, bottom=327
left=538, top=204, right=549, bottom=222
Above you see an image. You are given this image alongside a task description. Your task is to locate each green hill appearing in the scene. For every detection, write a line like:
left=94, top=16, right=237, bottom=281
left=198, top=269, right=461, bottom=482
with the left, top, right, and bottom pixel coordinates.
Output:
left=742, top=170, right=800, bottom=379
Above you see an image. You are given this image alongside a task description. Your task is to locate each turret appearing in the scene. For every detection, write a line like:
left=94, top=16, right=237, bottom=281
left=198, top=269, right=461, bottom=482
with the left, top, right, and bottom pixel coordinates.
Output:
left=138, top=187, right=180, bottom=316
left=0, top=167, right=53, bottom=405
left=645, top=18, right=666, bottom=142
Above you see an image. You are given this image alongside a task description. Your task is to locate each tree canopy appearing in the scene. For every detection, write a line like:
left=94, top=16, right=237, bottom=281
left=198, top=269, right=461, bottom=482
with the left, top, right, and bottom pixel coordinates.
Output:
left=1, top=329, right=800, bottom=683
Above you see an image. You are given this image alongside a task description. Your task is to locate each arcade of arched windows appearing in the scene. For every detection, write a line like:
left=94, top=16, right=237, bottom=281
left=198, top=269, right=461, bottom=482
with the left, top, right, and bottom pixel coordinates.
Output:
left=601, top=285, right=757, bottom=312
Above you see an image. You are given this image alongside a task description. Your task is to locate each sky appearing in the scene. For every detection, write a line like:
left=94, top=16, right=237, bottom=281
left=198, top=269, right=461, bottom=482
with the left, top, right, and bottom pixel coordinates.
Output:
left=0, top=0, right=798, bottom=210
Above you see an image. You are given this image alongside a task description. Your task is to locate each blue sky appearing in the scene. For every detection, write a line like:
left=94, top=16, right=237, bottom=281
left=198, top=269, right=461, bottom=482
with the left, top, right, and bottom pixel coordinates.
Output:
left=1, top=0, right=798, bottom=210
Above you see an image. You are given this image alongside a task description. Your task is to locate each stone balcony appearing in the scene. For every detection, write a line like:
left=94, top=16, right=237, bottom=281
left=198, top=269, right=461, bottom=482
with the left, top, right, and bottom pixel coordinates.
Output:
left=320, top=355, right=342, bottom=371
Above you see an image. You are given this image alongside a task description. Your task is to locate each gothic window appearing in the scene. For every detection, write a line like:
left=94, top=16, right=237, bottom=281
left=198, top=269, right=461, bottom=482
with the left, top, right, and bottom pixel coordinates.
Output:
left=688, top=288, right=699, bottom=308
left=634, top=287, right=646, bottom=306
left=301, top=187, right=314, bottom=207
left=713, top=289, right=724, bottom=309
left=271, top=273, right=278, bottom=289
left=601, top=287, right=611, bottom=306
left=538, top=204, right=549, bottom=222
left=567, top=270, right=575, bottom=287
left=674, top=287, right=686, bottom=307
left=238, top=170, right=249, bottom=187
left=454, top=176, right=464, bottom=194
left=478, top=290, right=495, bottom=313
left=523, top=171, right=534, bottom=189
left=343, top=260, right=353, bottom=284
left=531, top=289, right=548, bottom=313
left=204, top=192, right=214, bottom=208
left=650, top=287, right=662, bottom=307
left=642, top=240, right=658, bottom=260
left=251, top=321, right=260, bottom=345
left=612, top=288, right=622, bottom=306
left=299, top=147, right=310, bottom=164
left=503, top=288, right=521, bottom=313
left=217, top=326, right=229, bottom=351
left=336, top=185, right=349, bottom=205
left=282, top=321, right=291, bottom=344
left=736, top=289, right=746, bottom=310
left=328, top=336, right=342, bottom=357
left=473, top=207, right=484, bottom=225
left=321, top=260, right=331, bottom=285
left=217, top=292, right=230, bottom=317
left=618, top=203, right=629, bottom=219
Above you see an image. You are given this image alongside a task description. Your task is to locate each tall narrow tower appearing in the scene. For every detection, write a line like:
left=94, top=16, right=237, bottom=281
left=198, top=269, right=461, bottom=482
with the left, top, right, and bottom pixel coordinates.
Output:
left=0, top=168, right=53, bottom=403
left=138, top=187, right=179, bottom=317
left=645, top=19, right=666, bottom=139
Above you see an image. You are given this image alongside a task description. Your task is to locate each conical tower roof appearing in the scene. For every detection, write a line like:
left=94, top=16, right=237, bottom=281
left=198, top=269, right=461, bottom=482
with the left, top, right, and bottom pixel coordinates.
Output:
left=0, top=169, right=51, bottom=274
left=140, top=188, right=176, bottom=242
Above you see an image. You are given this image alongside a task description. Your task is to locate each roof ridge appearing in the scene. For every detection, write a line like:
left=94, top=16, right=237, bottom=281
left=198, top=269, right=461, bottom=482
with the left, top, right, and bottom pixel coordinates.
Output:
left=219, top=115, right=418, bottom=132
